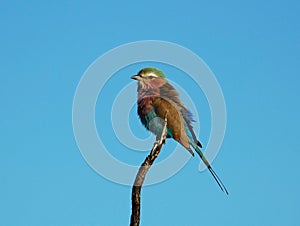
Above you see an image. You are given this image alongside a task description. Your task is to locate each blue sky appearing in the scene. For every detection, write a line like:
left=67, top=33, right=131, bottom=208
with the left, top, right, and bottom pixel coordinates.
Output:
left=1, top=0, right=300, bottom=225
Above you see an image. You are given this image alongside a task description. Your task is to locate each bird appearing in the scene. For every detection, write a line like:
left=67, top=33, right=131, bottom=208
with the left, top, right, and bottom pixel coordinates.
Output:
left=131, top=67, right=228, bottom=195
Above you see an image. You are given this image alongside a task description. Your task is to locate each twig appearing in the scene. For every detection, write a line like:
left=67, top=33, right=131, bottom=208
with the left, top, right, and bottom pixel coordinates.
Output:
left=130, top=113, right=168, bottom=226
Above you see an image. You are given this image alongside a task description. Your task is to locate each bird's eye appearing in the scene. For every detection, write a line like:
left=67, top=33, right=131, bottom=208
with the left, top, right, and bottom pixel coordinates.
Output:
left=148, top=76, right=154, bottom=79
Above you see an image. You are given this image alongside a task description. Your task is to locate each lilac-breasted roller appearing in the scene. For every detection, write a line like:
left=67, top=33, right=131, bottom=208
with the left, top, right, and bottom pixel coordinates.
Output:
left=131, top=67, right=228, bottom=194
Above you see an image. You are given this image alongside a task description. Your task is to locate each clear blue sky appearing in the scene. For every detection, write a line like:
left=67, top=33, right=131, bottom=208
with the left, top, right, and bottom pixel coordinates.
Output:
left=1, top=0, right=300, bottom=225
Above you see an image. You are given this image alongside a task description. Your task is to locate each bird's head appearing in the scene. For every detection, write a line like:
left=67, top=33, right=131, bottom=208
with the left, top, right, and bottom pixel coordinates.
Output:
left=131, top=67, right=166, bottom=89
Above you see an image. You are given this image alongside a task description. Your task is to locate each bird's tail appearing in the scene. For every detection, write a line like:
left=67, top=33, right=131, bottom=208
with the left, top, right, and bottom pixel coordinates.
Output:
left=191, top=142, right=229, bottom=195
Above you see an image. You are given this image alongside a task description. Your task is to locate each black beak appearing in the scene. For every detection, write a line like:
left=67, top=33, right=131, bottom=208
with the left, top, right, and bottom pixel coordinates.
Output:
left=131, top=75, right=140, bottom=80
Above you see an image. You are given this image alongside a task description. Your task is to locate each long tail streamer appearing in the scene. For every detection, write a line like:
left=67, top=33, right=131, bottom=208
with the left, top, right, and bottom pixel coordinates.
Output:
left=193, top=144, right=229, bottom=195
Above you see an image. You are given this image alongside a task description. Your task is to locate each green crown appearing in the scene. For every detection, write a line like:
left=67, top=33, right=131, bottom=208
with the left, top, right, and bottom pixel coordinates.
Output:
left=139, top=67, right=166, bottom=78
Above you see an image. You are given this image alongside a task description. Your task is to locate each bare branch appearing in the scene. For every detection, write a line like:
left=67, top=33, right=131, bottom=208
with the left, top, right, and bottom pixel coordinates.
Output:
left=130, top=113, right=168, bottom=226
